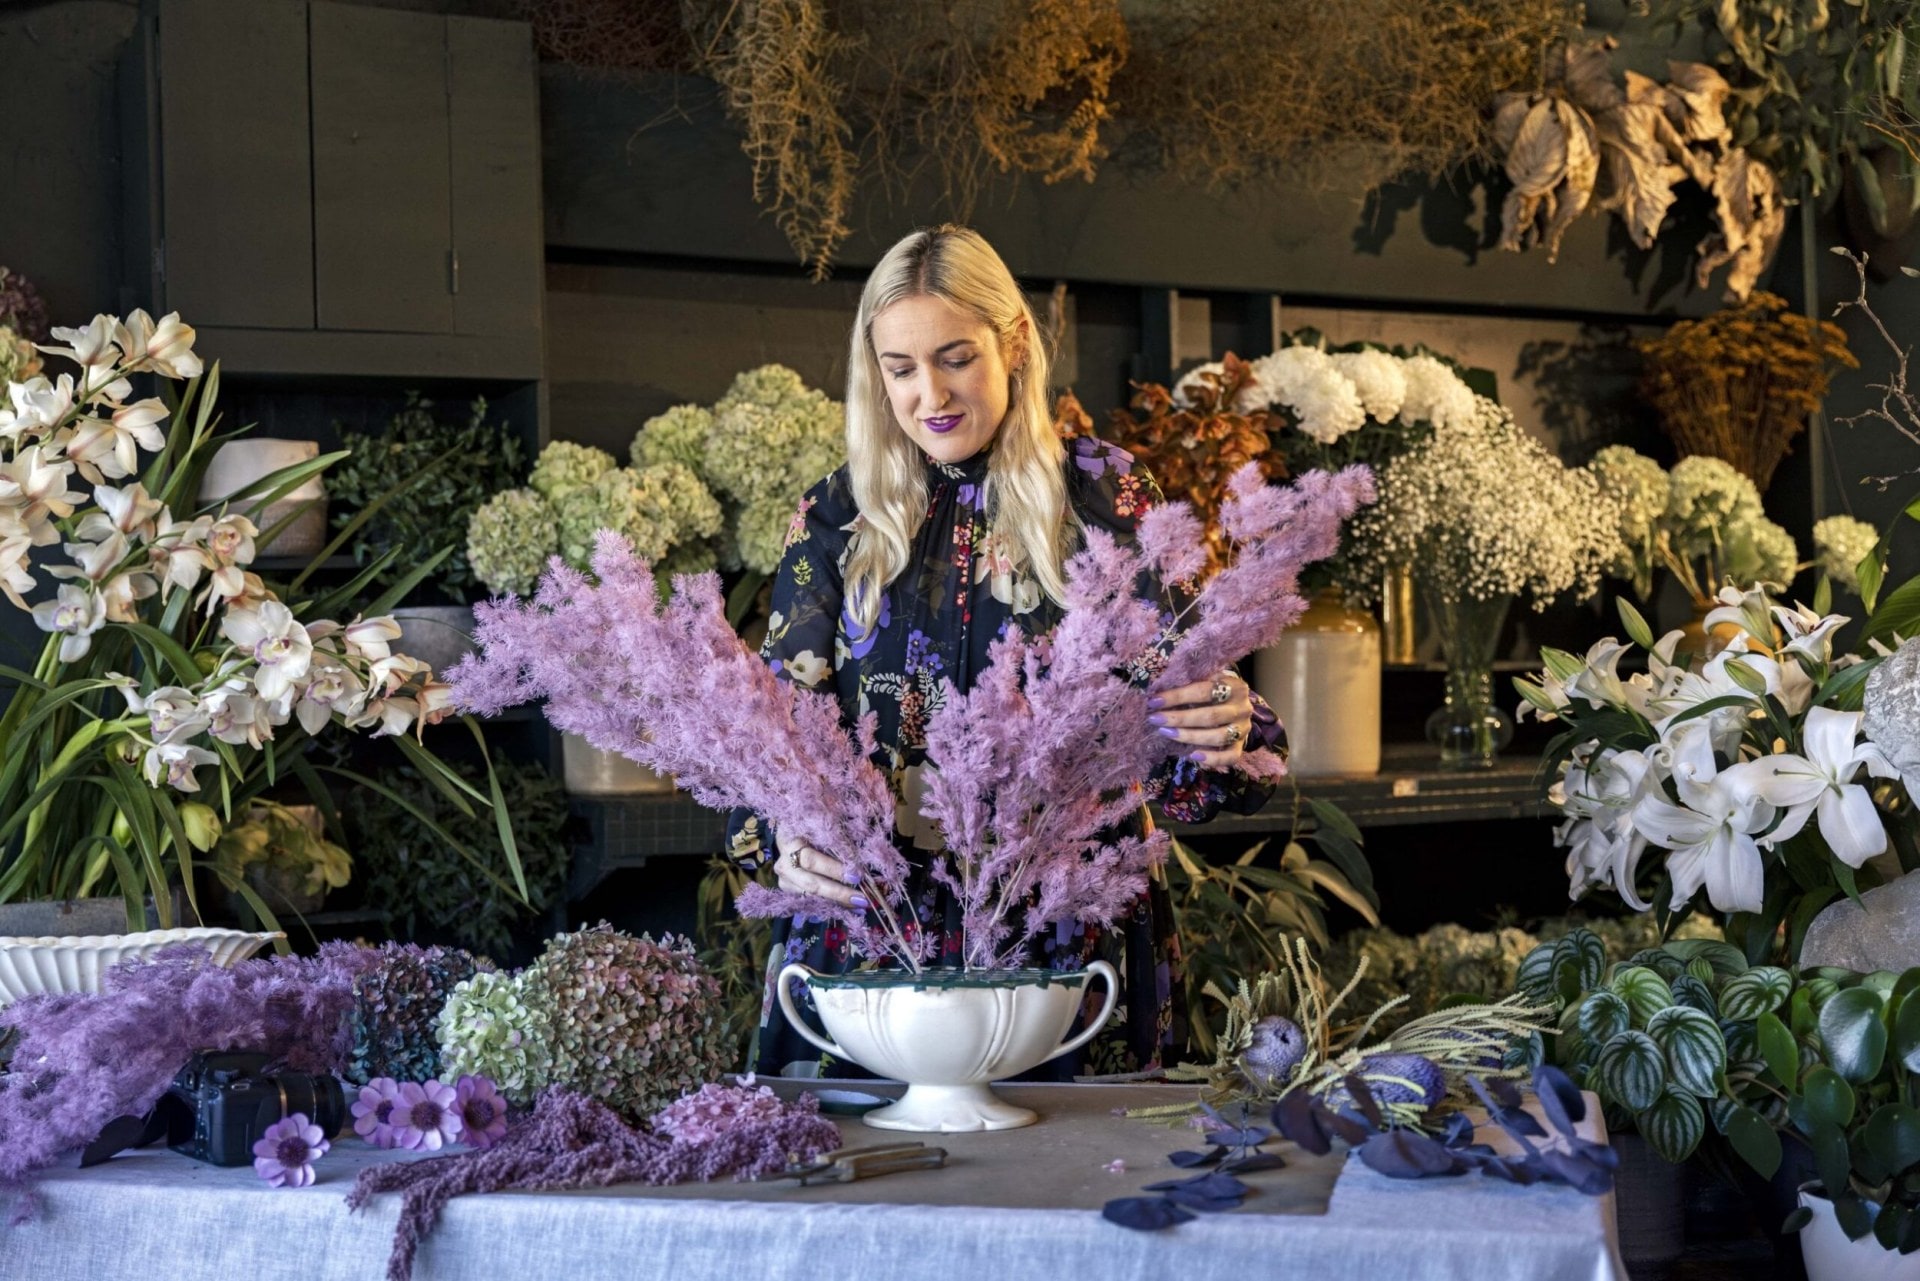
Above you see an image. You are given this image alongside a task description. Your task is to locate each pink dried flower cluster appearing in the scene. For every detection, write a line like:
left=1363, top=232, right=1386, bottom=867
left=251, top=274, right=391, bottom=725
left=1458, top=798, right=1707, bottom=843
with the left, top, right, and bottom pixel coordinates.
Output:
left=649, top=1079, right=787, bottom=1144
left=348, top=1087, right=840, bottom=1281
left=449, top=463, right=1372, bottom=970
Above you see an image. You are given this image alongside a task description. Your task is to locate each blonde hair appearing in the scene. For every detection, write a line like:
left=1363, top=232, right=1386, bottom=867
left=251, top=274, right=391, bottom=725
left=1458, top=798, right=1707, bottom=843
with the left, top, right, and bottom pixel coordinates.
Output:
left=842, top=225, right=1071, bottom=630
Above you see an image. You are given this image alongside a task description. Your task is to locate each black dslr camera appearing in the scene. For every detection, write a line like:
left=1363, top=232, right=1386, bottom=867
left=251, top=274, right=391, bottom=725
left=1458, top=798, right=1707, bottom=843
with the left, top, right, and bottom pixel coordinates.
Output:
left=164, top=1050, right=348, bottom=1167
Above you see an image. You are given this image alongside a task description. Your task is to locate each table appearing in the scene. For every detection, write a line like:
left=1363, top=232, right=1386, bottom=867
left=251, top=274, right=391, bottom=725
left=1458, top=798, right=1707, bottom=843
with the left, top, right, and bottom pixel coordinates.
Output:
left=0, top=1082, right=1625, bottom=1281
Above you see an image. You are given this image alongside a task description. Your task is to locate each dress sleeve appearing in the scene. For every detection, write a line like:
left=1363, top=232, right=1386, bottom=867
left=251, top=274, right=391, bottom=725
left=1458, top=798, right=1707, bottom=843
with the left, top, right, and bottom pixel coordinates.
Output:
left=724, top=470, right=858, bottom=870
left=1063, top=436, right=1283, bottom=826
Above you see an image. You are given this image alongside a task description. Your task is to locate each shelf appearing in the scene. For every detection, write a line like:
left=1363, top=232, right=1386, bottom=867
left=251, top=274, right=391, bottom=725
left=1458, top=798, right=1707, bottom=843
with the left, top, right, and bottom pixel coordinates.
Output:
left=253, top=554, right=360, bottom=572
left=563, top=742, right=1557, bottom=898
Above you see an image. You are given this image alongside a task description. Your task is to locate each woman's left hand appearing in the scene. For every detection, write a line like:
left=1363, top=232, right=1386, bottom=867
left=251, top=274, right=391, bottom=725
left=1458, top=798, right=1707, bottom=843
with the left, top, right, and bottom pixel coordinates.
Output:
left=1148, top=669, right=1254, bottom=770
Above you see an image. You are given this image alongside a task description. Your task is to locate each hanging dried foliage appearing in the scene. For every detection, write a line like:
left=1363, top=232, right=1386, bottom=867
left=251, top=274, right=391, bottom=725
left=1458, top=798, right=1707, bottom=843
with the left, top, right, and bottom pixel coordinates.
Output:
left=533, top=1, right=1581, bottom=274
left=1117, top=0, right=1580, bottom=193
left=1490, top=40, right=1790, bottom=300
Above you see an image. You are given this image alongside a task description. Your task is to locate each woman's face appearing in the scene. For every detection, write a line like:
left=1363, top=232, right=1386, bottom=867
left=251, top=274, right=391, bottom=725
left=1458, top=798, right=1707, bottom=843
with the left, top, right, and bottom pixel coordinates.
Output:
left=869, top=293, right=1021, bottom=465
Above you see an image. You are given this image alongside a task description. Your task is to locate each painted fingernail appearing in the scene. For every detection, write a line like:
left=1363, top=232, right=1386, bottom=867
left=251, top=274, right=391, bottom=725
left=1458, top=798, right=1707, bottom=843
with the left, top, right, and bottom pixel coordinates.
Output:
left=1146, top=696, right=1167, bottom=711
left=850, top=894, right=870, bottom=910
left=1189, top=751, right=1209, bottom=763
left=1147, top=713, right=1168, bottom=727
left=1158, top=727, right=1182, bottom=739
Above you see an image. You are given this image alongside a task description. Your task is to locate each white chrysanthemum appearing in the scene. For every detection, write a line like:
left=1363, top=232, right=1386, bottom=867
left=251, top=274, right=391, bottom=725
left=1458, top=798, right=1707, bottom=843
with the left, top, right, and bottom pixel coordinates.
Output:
left=630, top=403, right=714, bottom=477
left=1397, top=355, right=1478, bottom=432
left=1248, top=346, right=1366, bottom=443
left=1814, top=514, right=1878, bottom=592
left=1666, top=455, right=1762, bottom=558
left=1346, top=396, right=1620, bottom=608
left=466, top=488, right=557, bottom=597
left=1330, top=349, right=1408, bottom=422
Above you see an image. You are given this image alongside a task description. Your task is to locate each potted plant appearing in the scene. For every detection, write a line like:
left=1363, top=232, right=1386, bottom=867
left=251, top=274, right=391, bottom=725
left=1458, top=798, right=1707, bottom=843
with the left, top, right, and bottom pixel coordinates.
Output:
left=0, top=308, right=527, bottom=944
left=450, top=462, right=1372, bottom=1131
left=212, top=801, right=351, bottom=917
left=1721, top=965, right=1920, bottom=1275
left=326, top=392, right=528, bottom=675
left=342, top=754, right=570, bottom=965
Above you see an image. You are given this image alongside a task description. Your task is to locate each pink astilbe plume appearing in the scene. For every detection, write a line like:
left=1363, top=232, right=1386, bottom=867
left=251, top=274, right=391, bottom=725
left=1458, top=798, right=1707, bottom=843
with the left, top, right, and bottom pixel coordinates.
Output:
left=449, top=534, right=925, bottom=967
left=916, top=464, right=1372, bottom=967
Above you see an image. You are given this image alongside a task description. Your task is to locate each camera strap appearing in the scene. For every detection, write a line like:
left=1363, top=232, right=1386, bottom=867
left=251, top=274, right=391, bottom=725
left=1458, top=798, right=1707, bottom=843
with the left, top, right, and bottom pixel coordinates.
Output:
left=78, top=1105, right=173, bottom=1168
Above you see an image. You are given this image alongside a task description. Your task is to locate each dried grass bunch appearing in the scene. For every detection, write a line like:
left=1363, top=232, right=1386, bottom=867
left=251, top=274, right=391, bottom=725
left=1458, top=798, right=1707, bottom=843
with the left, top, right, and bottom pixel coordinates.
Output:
left=1637, top=291, right=1856, bottom=492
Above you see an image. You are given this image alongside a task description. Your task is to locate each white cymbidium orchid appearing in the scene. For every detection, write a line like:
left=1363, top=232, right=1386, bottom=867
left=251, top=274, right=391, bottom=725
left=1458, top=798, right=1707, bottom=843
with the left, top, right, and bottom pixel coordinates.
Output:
left=1738, top=707, right=1897, bottom=868
left=79, top=482, right=164, bottom=541
left=115, top=310, right=203, bottom=380
left=143, top=740, right=219, bottom=792
left=1632, top=761, right=1778, bottom=913
left=66, top=399, right=168, bottom=481
left=30, top=584, right=106, bottom=661
left=221, top=600, right=313, bottom=703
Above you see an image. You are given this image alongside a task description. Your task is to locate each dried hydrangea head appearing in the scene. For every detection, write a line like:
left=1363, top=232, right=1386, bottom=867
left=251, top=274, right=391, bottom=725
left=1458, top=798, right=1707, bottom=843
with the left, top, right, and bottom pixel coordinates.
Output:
left=345, top=943, right=490, bottom=1087
left=631, top=403, right=716, bottom=477
left=1814, top=515, right=1879, bottom=594
left=529, top=440, right=617, bottom=505
left=518, top=924, right=732, bottom=1122
left=466, top=487, right=558, bottom=597
left=435, top=968, right=553, bottom=1105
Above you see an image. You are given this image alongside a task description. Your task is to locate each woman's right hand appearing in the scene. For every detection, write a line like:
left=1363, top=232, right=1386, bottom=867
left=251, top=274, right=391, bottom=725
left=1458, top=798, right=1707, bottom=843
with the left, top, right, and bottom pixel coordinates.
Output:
left=773, top=825, right=867, bottom=909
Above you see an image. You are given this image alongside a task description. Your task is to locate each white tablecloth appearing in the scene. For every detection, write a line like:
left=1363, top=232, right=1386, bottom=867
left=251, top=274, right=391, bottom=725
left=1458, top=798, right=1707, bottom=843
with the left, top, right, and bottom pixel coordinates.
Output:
left=0, top=1082, right=1625, bottom=1281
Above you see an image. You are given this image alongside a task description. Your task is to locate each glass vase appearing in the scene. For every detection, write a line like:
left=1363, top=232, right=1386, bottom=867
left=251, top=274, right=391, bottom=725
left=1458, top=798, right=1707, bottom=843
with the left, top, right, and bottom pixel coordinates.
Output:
left=1421, top=588, right=1514, bottom=771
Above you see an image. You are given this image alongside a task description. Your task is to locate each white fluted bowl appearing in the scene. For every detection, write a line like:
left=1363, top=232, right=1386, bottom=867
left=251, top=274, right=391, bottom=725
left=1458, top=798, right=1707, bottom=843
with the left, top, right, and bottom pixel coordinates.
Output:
left=777, top=962, right=1118, bottom=1132
left=0, top=928, right=281, bottom=1006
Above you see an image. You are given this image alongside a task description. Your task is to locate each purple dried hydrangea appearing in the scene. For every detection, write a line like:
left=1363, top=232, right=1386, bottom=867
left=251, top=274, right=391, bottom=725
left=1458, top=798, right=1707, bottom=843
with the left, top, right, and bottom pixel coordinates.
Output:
left=345, top=944, right=491, bottom=1087
left=0, top=267, right=49, bottom=343
left=650, top=1080, right=786, bottom=1144
left=517, top=925, right=730, bottom=1122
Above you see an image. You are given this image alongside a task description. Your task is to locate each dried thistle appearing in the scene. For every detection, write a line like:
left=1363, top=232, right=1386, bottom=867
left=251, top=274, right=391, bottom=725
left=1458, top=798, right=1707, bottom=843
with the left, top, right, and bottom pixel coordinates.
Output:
left=1637, top=291, right=1857, bottom=493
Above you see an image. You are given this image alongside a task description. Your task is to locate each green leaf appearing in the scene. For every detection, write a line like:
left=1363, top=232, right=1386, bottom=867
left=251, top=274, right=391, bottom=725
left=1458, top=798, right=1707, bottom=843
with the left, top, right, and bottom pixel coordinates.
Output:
left=464, top=716, right=527, bottom=902
left=1611, top=966, right=1676, bottom=1029
left=1821, top=987, right=1890, bottom=1082
left=1758, top=1011, right=1801, bottom=1084
left=1727, top=1104, right=1784, bottom=1180
left=1640, top=1089, right=1708, bottom=1164
left=1865, top=1104, right=1920, bottom=1178
left=1720, top=967, right=1795, bottom=1021
left=1554, top=930, right=1610, bottom=1002
left=1863, top=574, right=1920, bottom=650
left=1664, top=939, right=1750, bottom=978
left=1577, top=989, right=1632, bottom=1044
left=1596, top=1030, right=1668, bottom=1111
left=1517, top=943, right=1558, bottom=1006
left=1648, top=1006, right=1728, bottom=1096
left=1897, top=984, right=1920, bottom=1072
left=1618, top=597, right=1656, bottom=650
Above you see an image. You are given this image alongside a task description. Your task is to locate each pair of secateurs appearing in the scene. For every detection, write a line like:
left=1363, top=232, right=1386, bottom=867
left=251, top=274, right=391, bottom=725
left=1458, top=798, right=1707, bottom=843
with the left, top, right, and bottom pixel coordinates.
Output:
left=757, top=1141, right=948, bottom=1186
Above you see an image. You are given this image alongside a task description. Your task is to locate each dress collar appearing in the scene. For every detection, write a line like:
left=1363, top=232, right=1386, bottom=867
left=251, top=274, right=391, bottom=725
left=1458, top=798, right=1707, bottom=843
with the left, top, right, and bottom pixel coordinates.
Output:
left=926, top=446, right=993, bottom=486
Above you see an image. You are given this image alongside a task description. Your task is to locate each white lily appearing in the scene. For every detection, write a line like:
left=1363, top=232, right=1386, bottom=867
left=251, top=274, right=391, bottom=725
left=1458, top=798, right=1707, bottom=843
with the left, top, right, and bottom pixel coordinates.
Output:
left=1771, top=600, right=1848, bottom=668
left=1737, top=707, right=1897, bottom=868
left=1556, top=745, right=1655, bottom=910
left=1632, top=761, right=1778, bottom=913
left=221, top=601, right=313, bottom=703
left=1565, top=638, right=1650, bottom=714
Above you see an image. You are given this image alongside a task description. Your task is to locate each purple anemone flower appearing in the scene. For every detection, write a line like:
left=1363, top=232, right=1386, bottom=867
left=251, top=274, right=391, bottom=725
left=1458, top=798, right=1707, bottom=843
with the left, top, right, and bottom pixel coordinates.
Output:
left=351, top=1077, right=404, bottom=1149
left=390, top=1079, right=464, bottom=1151
left=454, top=1075, right=510, bottom=1149
left=252, top=1112, right=329, bottom=1188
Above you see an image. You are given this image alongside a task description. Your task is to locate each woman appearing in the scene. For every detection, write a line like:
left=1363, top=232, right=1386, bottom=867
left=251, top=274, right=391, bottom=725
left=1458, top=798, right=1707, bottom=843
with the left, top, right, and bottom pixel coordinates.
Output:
left=727, top=225, right=1279, bottom=1078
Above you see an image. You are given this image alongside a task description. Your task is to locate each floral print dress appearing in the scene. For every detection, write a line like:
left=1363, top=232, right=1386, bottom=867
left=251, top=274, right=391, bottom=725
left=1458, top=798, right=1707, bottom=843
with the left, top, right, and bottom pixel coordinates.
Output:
left=726, top=435, right=1281, bottom=1078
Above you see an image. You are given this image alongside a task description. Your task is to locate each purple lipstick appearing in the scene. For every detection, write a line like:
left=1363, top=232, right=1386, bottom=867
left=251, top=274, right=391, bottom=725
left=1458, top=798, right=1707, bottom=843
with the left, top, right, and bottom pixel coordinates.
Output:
left=924, top=414, right=963, bottom=434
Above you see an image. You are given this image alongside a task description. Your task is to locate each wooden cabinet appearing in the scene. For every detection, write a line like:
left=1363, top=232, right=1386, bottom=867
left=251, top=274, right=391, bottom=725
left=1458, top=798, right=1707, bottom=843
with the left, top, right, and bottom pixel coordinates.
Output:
left=121, top=0, right=543, bottom=378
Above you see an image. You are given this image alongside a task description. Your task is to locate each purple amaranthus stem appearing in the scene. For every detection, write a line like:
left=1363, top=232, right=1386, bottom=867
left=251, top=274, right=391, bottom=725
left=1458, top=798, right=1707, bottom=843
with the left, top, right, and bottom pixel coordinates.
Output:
left=916, top=463, right=1374, bottom=968
left=346, top=1087, right=840, bottom=1281
left=447, top=537, right=925, bottom=968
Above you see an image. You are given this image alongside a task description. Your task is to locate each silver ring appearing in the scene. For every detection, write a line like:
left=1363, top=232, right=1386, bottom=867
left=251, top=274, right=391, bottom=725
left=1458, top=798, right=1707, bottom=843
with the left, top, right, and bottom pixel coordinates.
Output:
left=1210, top=676, right=1233, bottom=705
left=1225, top=724, right=1243, bottom=746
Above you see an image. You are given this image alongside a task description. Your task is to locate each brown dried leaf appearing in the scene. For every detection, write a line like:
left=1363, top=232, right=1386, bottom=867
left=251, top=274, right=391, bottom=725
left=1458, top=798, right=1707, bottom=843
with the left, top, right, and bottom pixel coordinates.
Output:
left=1665, top=61, right=1732, bottom=145
left=1561, top=38, right=1622, bottom=114
left=1541, top=100, right=1599, bottom=262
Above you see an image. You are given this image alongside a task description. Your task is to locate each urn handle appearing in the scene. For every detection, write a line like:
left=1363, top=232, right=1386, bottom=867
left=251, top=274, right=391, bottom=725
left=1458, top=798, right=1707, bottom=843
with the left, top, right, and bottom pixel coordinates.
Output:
left=775, top=963, right=849, bottom=1060
left=1036, top=960, right=1120, bottom=1067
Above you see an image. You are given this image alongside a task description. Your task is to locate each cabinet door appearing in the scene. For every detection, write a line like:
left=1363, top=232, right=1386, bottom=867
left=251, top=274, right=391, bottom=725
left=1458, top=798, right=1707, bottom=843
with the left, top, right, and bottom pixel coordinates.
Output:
left=157, top=0, right=313, bottom=329
left=448, top=16, right=544, bottom=339
left=309, top=3, right=453, bottom=333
